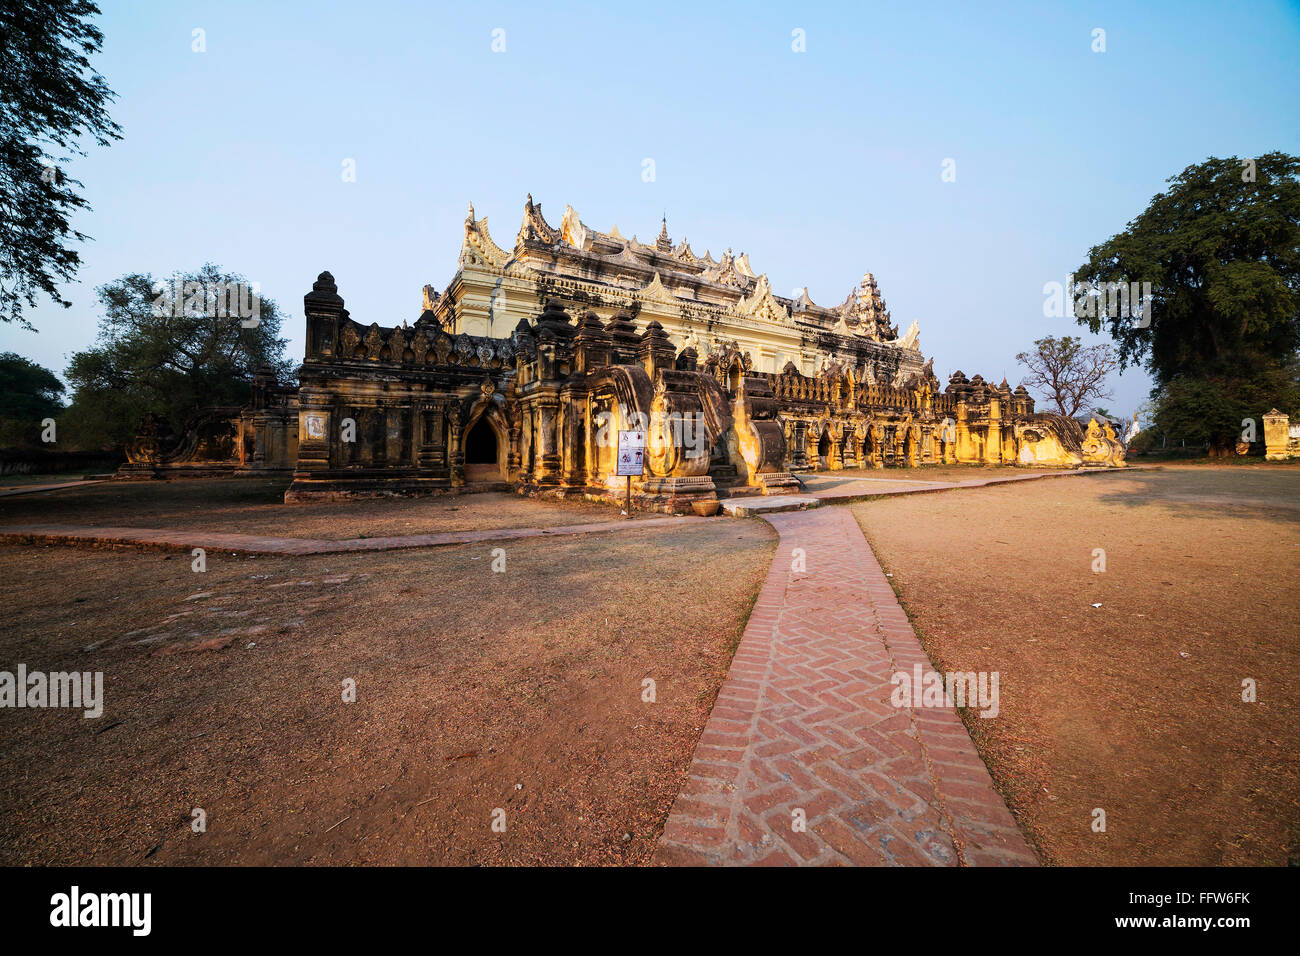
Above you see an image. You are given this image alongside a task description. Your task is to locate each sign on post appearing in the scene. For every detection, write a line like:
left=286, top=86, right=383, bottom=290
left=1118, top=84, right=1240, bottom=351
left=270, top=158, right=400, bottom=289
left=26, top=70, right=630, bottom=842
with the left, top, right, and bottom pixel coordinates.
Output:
left=616, top=429, right=644, bottom=517
left=616, top=429, right=645, bottom=477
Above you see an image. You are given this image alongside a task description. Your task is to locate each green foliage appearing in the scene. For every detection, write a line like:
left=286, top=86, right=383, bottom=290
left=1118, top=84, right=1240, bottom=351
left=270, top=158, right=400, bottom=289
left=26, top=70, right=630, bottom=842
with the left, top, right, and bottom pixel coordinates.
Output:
left=1150, top=360, right=1300, bottom=453
left=1072, top=152, right=1300, bottom=384
left=1074, top=153, right=1300, bottom=454
left=0, top=0, right=122, bottom=328
left=1126, top=427, right=1157, bottom=455
left=0, top=350, right=65, bottom=446
left=62, top=264, right=293, bottom=449
left=0, top=350, right=65, bottom=418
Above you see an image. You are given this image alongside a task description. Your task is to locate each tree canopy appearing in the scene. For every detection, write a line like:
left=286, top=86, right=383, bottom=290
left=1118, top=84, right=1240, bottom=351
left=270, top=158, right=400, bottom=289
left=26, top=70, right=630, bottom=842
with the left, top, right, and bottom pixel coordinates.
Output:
left=0, top=0, right=121, bottom=329
left=1072, top=153, right=1300, bottom=382
left=1073, top=153, right=1300, bottom=451
left=0, top=350, right=65, bottom=445
left=62, top=264, right=293, bottom=448
left=0, top=350, right=65, bottom=420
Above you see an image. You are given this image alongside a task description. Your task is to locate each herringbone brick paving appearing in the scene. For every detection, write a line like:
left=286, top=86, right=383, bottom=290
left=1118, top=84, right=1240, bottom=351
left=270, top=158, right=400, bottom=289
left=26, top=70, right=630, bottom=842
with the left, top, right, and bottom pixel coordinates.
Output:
left=655, top=506, right=1037, bottom=866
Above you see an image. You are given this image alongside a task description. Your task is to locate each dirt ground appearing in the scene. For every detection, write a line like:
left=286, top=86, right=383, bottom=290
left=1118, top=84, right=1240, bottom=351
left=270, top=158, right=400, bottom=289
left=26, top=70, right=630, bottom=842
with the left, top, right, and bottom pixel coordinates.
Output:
left=0, top=473, right=99, bottom=491
left=853, top=464, right=1300, bottom=866
left=0, top=479, right=621, bottom=539
left=801, top=463, right=1060, bottom=495
left=0, top=518, right=776, bottom=865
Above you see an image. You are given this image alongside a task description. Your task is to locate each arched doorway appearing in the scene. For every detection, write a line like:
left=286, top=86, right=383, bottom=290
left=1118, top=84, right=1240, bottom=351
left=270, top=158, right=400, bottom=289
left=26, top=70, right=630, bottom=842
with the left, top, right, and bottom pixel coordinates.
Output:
left=816, top=431, right=831, bottom=468
left=464, top=419, right=501, bottom=481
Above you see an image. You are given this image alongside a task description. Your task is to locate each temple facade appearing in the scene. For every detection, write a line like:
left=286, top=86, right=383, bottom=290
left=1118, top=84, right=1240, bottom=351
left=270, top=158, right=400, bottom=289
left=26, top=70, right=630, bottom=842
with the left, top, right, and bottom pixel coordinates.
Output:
left=437, top=196, right=924, bottom=382
left=120, top=196, right=1126, bottom=510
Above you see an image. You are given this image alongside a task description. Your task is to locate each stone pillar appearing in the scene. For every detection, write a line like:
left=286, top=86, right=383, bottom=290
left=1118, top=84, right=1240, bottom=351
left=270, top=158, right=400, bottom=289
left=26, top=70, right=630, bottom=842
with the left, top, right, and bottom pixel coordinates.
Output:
left=295, top=390, right=332, bottom=475
left=955, top=401, right=973, bottom=462
left=561, top=388, right=588, bottom=487
left=507, top=413, right=522, bottom=478
left=841, top=428, right=858, bottom=468
left=986, top=397, right=1003, bottom=463
left=638, top=321, right=676, bottom=379
left=1264, top=409, right=1291, bottom=460
left=792, top=420, right=809, bottom=470
left=448, top=404, right=464, bottom=487
left=303, top=272, right=347, bottom=359
left=417, top=400, right=446, bottom=470
left=535, top=398, right=561, bottom=484
left=573, top=311, right=610, bottom=374
left=251, top=413, right=268, bottom=465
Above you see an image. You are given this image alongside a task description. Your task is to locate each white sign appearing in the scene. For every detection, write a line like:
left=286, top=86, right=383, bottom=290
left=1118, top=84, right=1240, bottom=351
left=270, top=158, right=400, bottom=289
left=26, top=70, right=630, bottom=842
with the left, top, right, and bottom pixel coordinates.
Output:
left=618, top=429, right=646, bottom=451
left=616, top=447, right=644, bottom=477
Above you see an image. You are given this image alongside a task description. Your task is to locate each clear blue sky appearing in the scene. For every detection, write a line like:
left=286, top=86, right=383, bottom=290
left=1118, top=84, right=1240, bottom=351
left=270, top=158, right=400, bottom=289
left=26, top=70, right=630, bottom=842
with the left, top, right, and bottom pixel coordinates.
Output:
left=4, top=0, right=1299, bottom=418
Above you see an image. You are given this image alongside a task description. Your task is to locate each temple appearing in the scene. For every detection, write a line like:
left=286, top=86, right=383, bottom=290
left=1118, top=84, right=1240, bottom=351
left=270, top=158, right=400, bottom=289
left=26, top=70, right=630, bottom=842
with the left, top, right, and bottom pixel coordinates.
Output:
left=121, top=196, right=1126, bottom=510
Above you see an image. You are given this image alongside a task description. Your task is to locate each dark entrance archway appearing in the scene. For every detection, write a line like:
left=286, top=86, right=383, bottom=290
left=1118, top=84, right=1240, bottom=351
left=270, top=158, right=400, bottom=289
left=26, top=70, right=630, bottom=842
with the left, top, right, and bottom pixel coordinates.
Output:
left=817, top=431, right=831, bottom=468
left=464, top=419, right=501, bottom=480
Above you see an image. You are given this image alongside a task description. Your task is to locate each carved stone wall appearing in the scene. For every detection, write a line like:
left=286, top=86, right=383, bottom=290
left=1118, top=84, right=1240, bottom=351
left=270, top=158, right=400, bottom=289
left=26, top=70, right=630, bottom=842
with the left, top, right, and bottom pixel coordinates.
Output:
left=278, top=272, right=1121, bottom=510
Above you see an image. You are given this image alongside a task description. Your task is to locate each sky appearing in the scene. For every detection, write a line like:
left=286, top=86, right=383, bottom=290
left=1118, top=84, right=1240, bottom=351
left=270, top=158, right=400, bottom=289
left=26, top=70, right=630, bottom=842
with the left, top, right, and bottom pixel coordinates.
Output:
left=4, top=0, right=1299, bottom=419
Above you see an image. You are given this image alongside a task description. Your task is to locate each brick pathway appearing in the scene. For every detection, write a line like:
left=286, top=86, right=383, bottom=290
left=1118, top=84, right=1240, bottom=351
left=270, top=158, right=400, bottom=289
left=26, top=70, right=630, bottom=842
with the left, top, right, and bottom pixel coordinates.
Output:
left=655, top=506, right=1037, bottom=867
left=0, top=515, right=697, bottom=556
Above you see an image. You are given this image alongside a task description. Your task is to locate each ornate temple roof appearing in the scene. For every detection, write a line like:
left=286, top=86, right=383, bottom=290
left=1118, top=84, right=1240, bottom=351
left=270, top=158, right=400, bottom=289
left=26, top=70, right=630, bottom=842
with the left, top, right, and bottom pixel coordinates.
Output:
left=451, top=195, right=920, bottom=349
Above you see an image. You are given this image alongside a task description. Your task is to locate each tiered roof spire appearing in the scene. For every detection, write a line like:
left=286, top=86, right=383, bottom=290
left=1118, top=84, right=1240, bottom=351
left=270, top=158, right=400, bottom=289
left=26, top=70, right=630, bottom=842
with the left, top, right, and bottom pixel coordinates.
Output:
left=655, top=215, right=672, bottom=252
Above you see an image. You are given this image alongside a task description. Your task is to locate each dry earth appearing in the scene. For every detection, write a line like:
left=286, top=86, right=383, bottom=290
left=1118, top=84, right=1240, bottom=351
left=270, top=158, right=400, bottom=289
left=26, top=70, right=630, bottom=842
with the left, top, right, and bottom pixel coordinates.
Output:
left=0, top=512, right=776, bottom=865
left=0, top=479, right=619, bottom=539
left=853, top=464, right=1300, bottom=866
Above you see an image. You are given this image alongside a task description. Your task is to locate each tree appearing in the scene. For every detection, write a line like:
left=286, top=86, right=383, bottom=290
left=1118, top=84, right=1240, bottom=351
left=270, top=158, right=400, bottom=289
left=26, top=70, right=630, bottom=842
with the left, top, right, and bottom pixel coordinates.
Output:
left=1149, top=360, right=1300, bottom=456
left=0, top=0, right=122, bottom=329
left=1071, top=153, right=1300, bottom=383
left=0, top=351, right=65, bottom=445
left=1015, top=335, right=1118, bottom=417
left=1072, top=153, right=1300, bottom=453
left=0, top=351, right=65, bottom=418
left=62, top=264, right=293, bottom=448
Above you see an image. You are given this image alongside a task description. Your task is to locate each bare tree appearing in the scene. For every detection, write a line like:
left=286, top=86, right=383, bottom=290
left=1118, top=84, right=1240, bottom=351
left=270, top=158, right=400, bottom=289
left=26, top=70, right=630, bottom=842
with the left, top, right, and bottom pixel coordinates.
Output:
left=1016, top=335, right=1118, bottom=417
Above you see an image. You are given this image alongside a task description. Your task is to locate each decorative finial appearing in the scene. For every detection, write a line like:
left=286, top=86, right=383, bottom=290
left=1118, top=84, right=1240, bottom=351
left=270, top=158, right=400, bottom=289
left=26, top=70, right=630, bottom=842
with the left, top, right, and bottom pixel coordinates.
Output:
left=656, top=214, right=672, bottom=252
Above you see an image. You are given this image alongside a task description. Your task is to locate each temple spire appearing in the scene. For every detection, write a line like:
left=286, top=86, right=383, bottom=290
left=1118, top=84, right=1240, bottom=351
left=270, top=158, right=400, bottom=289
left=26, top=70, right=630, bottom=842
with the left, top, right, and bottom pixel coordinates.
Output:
left=656, top=214, right=672, bottom=252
